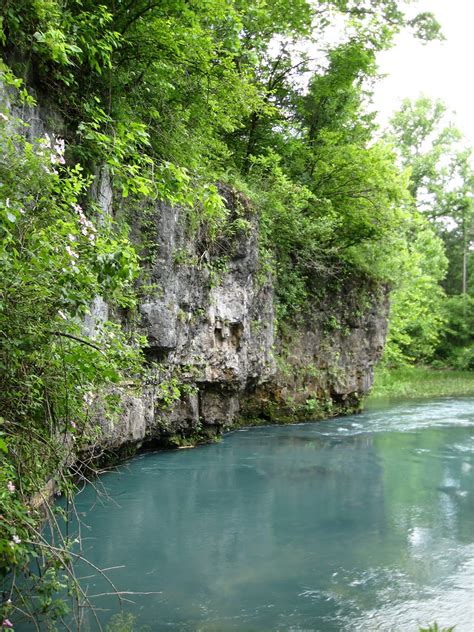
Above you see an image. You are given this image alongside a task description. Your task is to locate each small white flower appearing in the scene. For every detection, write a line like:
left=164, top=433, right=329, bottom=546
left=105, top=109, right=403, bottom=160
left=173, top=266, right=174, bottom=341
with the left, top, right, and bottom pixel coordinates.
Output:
left=65, top=245, right=79, bottom=259
left=7, top=481, right=15, bottom=493
left=58, top=310, right=67, bottom=320
left=9, top=534, right=21, bottom=547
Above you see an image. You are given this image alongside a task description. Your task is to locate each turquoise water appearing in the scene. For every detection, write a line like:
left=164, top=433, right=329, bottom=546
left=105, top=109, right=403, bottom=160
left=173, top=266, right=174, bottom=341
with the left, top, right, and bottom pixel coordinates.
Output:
left=73, top=399, right=473, bottom=630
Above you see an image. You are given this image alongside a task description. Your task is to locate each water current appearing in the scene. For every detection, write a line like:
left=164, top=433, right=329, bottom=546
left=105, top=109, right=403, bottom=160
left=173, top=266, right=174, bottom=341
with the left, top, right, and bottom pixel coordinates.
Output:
left=68, top=398, right=474, bottom=630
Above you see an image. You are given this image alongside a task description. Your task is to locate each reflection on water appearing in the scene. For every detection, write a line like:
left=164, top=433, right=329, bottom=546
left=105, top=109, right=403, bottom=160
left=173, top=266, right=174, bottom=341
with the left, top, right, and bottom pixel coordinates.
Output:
left=43, top=400, right=474, bottom=629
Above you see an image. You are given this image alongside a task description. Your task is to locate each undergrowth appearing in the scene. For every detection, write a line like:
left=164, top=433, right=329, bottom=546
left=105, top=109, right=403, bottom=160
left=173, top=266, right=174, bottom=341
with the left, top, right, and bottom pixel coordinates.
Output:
left=369, top=365, right=474, bottom=400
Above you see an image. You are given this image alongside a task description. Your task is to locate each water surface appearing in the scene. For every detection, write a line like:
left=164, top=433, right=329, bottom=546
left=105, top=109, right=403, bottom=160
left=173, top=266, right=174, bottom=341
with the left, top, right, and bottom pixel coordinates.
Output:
left=73, top=398, right=474, bottom=630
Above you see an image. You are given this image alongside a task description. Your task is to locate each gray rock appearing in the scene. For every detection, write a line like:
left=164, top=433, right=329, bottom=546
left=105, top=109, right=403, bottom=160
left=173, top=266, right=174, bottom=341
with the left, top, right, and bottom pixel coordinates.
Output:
left=106, top=186, right=388, bottom=448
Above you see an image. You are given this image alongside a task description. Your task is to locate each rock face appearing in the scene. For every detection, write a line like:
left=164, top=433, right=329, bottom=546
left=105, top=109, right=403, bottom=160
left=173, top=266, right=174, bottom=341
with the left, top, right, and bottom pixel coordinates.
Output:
left=108, top=186, right=276, bottom=449
left=101, top=183, right=389, bottom=452
left=1, top=86, right=389, bottom=453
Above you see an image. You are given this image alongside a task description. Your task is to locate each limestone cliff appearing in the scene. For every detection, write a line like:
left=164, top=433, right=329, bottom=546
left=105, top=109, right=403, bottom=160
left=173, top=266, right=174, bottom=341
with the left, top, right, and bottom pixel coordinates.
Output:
left=100, top=181, right=389, bottom=452
left=1, top=86, right=389, bottom=454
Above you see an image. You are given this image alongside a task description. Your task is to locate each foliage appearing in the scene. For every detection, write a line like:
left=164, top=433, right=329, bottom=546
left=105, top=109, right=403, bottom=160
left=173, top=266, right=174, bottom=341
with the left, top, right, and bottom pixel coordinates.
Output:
left=418, top=624, right=456, bottom=632
left=386, top=96, right=474, bottom=297
left=105, top=612, right=146, bottom=632
left=0, top=72, right=143, bottom=628
left=383, top=215, right=448, bottom=365
left=237, top=114, right=409, bottom=317
left=435, top=295, right=474, bottom=369
left=0, top=0, right=442, bottom=248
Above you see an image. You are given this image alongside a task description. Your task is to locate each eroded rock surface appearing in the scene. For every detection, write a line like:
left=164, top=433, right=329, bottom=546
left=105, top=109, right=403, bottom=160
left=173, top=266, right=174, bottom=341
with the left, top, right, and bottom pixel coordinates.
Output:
left=103, top=185, right=389, bottom=451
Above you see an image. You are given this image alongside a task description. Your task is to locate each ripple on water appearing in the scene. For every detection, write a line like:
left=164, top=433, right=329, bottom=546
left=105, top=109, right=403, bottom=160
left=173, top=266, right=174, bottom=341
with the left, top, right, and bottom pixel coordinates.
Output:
left=349, top=547, right=474, bottom=631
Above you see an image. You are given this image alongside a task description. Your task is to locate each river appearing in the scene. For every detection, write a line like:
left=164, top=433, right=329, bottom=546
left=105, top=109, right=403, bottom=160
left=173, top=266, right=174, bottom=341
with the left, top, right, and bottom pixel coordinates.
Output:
left=69, top=398, right=474, bottom=630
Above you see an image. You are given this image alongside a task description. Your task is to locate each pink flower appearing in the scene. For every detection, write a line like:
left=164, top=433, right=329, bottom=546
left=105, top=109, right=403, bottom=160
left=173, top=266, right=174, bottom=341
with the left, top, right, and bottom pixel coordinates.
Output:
left=54, top=138, right=65, bottom=155
left=7, top=481, right=15, bottom=493
left=72, top=204, right=98, bottom=242
left=70, top=420, right=76, bottom=429
left=49, top=137, right=65, bottom=166
left=2, top=619, right=14, bottom=628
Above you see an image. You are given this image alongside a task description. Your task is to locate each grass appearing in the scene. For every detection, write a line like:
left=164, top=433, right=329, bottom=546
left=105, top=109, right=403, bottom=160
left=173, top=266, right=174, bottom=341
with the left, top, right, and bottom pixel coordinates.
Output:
left=369, top=365, right=474, bottom=400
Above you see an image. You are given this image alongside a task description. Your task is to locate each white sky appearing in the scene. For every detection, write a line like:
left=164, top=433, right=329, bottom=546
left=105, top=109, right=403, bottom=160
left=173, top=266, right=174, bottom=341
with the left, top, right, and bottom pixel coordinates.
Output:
left=373, top=0, right=474, bottom=145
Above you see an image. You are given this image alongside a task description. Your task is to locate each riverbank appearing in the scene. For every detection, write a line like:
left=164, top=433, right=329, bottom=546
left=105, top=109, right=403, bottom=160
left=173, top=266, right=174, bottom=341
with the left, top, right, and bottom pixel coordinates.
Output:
left=369, top=366, right=474, bottom=400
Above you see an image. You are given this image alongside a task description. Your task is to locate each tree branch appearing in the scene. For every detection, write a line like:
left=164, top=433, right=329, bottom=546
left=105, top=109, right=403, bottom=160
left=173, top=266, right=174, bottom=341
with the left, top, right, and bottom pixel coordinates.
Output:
left=48, top=331, right=106, bottom=356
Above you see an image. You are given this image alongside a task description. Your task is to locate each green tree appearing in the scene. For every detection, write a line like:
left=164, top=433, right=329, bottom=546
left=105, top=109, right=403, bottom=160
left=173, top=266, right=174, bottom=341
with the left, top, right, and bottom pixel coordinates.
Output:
left=383, top=217, right=448, bottom=365
left=384, top=96, right=474, bottom=366
left=387, top=97, right=474, bottom=296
